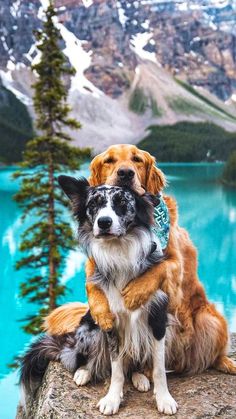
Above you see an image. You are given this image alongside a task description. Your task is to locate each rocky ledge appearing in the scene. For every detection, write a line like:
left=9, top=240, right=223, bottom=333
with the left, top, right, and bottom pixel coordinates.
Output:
left=17, top=335, right=236, bottom=419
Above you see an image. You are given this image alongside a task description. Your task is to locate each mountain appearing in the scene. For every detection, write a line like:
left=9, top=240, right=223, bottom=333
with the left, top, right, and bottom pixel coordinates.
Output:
left=0, top=0, right=236, bottom=154
left=0, top=81, right=34, bottom=163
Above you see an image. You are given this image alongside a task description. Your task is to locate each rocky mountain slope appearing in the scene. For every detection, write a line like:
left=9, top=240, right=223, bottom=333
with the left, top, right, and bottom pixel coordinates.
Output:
left=0, top=80, right=34, bottom=163
left=1, top=0, right=236, bottom=153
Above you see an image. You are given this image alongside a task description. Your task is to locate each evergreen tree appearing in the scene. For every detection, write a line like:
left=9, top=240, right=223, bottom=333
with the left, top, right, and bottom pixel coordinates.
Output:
left=222, top=151, right=236, bottom=187
left=14, top=1, right=89, bottom=334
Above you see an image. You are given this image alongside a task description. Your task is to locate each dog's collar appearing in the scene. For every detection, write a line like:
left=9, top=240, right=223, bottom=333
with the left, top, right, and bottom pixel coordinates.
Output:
left=151, top=193, right=170, bottom=251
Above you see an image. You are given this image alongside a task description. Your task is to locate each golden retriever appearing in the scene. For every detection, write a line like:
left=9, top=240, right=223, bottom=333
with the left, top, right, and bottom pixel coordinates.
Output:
left=44, top=144, right=236, bottom=375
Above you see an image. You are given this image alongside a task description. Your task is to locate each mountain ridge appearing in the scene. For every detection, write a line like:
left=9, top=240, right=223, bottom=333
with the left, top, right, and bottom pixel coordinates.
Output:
left=0, top=0, right=236, bottom=153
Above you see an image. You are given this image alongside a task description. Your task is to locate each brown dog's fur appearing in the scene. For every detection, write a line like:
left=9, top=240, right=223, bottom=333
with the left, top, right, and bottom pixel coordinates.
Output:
left=44, top=144, right=236, bottom=375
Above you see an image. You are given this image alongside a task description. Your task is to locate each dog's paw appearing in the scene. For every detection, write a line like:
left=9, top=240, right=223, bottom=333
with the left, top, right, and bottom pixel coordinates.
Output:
left=93, top=311, right=115, bottom=331
left=155, top=392, right=178, bottom=415
left=132, top=372, right=150, bottom=392
left=73, top=368, right=91, bottom=386
left=97, top=394, right=121, bottom=415
left=122, top=285, right=150, bottom=311
left=122, top=292, right=143, bottom=311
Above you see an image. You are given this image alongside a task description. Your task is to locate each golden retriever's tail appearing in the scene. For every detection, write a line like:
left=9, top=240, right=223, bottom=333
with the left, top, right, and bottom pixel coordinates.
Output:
left=43, top=302, right=88, bottom=335
left=213, top=355, right=236, bottom=375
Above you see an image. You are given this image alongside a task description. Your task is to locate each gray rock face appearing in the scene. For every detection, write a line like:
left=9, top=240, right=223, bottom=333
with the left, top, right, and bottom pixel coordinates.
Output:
left=1, top=1, right=236, bottom=100
left=0, top=0, right=41, bottom=68
left=16, top=334, right=236, bottom=419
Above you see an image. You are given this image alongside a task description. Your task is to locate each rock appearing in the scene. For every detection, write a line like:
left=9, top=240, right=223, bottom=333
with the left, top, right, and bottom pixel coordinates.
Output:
left=1, top=0, right=236, bottom=101
left=16, top=335, right=236, bottom=419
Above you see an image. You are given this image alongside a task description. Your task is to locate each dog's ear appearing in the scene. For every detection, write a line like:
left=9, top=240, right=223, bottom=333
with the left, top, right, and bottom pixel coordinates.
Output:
left=143, top=192, right=160, bottom=207
left=142, top=151, right=166, bottom=194
left=58, top=176, right=89, bottom=200
left=58, top=176, right=89, bottom=218
left=89, top=154, right=103, bottom=186
left=135, top=193, right=155, bottom=227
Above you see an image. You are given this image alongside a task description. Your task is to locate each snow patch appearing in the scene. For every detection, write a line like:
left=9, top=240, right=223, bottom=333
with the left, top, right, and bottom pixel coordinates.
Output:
left=1, top=36, right=8, bottom=51
left=37, top=0, right=101, bottom=97
left=0, top=63, right=32, bottom=106
left=141, top=19, right=150, bottom=30
left=7, top=60, right=16, bottom=71
left=208, top=21, right=218, bottom=31
left=56, top=23, right=102, bottom=98
left=82, top=0, right=93, bottom=7
left=24, top=44, right=36, bottom=63
left=130, top=32, right=157, bottom=63
left=38, top=0, right=50, bottom=19
left=178, top=2, right=188, bottom=12
left=206, top=0, right=231, bottom=9
left=2, top=0, right=100, bottom=109
left=10, top=0, right=21, bottom=18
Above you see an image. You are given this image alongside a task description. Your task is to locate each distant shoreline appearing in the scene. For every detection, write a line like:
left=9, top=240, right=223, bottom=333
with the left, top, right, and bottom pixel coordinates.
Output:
left=0, top=161, right=225, bottom=169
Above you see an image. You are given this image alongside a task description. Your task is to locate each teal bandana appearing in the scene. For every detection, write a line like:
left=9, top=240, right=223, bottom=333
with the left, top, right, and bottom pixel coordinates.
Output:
left=151, top=195, right=170, bottom=250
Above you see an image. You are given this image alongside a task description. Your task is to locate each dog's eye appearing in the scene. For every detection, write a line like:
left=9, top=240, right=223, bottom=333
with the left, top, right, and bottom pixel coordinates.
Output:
left=113, top=193, right=127, bottom=207
left=88, top=195, right=104, bottom=209
left=104, top=157, right=115, bottom=164
left=87, top=199, right=96, bottom=209
left=112, top=194, right=128, bottom=216
left=120, top=199, right=126, bottom=206
left=132, top=155, right=143, bottom=163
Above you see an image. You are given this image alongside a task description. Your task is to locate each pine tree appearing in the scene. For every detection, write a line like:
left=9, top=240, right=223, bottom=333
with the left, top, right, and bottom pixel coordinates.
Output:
left=222, top=150, right=236, bottom=187
left=14, top=1, right=90, bottom=334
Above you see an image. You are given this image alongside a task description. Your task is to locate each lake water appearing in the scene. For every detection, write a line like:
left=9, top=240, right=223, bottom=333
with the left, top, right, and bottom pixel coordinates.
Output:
left=0, top=163, right=236, bottom=418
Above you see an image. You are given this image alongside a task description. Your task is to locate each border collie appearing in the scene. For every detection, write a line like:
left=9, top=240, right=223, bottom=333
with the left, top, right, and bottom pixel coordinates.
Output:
left=20, top=177, right=178, bottom=415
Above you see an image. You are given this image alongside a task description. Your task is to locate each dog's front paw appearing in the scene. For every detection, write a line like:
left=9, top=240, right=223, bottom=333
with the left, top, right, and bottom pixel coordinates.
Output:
left=73, top=368, right=91, bottom=386
left=97, top=394, right=121, bottom=415
left=132, top=372, right=150, bottom=392
left=92, top=310, right=115, bottom=331
left=122, top=286, right=149, bottom=311
left=155, top=392, right=178, bottom=415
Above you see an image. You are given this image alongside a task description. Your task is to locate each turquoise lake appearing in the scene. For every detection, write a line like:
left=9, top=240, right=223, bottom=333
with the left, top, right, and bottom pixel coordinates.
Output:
left=0, top=162, right=236, bottom=418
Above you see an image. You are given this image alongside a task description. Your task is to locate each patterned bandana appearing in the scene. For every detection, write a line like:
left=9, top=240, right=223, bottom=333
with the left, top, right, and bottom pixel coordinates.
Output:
left=151, top=194, right=170, bottom=250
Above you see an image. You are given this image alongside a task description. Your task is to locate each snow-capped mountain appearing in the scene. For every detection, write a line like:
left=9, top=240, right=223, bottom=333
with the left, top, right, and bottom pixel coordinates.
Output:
left=1, top=0, right=236, bottom=151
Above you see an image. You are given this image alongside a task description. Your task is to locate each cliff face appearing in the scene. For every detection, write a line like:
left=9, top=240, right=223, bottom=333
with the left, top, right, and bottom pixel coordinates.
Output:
left=49, top=0, right=236, bottom=100
left=0, top=0, right=41, bottom=68
left=1, top=1, right=236, bottom=152
left=16, top=334, right=236, bottom=419
left=1, top=1, right=236, bottom=100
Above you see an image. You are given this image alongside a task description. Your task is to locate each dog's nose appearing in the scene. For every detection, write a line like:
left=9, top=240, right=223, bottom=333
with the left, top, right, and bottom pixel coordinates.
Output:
left=97, top=216, right=112, bottom=230
left=117, top=168, right=135, bottom=180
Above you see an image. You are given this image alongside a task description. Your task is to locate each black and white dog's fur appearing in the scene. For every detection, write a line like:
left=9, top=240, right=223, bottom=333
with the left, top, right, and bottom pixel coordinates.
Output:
left=20, top=177, right=177, bottom=415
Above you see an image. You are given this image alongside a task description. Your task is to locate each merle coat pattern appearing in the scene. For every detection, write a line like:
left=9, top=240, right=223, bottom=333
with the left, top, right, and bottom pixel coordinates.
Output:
left=19, top=177, right=178, bottom=416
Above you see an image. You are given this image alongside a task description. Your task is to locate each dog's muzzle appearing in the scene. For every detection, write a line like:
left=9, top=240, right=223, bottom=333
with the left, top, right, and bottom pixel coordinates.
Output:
left=115, top=168, right=136, bottom=189
left=117, top=168, right=135, bottom=182
left=97, top=216, right=112, bottom=231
